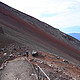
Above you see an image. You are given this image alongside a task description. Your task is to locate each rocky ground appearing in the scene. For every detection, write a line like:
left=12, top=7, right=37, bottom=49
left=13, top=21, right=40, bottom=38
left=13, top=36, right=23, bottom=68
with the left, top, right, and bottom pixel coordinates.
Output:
left=0, top=57, right=36, bottom=80
left=30, top=52, right=80, bottom=80
left=0, top=43, right=80, bottom=80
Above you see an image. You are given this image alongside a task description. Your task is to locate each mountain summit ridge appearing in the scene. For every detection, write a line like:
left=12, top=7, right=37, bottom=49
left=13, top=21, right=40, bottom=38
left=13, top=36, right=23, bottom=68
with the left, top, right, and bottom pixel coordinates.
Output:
left=0, top=2, right=80, bottom=65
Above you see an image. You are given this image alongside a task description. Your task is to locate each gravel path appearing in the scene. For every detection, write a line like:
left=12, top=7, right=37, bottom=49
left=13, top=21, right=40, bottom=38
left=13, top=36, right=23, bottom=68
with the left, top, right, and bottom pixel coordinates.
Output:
left=0, top=57, right=36, bottom=80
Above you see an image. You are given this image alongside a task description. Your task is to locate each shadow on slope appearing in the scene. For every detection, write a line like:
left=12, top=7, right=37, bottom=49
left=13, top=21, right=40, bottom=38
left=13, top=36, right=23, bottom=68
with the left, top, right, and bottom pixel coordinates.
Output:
left=0, top=27, right=17, bottom=48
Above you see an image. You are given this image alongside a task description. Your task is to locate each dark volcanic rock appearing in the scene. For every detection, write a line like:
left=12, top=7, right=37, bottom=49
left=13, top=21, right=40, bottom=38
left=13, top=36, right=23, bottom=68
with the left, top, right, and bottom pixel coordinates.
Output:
left=0, top=27, right=4, bottom=34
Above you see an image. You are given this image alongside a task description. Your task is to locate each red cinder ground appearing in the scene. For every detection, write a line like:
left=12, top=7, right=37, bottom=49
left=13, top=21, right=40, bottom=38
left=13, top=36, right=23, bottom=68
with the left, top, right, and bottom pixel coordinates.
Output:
left=0, top=44, right=80, bottom=80
left=0, top=6, right=80, bottom=65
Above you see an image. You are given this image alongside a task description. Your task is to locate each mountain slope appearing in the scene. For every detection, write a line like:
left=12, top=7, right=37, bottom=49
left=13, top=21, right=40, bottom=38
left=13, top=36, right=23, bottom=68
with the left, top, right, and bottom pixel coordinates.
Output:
left=0, top=2, right=80, bottom=65
left=69, top=33, right=80, bottom=40
left=0, top=27, right=17, bottom=48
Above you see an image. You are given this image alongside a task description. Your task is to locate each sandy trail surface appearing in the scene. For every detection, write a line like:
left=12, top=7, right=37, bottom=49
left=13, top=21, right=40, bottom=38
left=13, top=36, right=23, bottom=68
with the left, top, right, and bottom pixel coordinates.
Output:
left=0, top=57, right=36, bottom=80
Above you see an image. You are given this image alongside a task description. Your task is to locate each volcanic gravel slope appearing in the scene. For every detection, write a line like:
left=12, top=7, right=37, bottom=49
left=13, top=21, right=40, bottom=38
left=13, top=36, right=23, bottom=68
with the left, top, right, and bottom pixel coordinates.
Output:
left=0, top=2, right=80, bottom=65
left=0, top=30, right=16, bottom=48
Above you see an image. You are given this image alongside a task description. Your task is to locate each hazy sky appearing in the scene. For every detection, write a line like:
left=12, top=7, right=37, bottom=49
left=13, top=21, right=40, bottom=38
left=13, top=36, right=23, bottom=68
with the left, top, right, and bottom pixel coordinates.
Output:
left=0, top=0, right=80, bottom=33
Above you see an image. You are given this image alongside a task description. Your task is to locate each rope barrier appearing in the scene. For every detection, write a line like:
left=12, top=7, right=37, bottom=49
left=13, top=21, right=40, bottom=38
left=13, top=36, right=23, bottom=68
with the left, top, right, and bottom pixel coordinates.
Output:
left=33, top=64, right=50, bottom=80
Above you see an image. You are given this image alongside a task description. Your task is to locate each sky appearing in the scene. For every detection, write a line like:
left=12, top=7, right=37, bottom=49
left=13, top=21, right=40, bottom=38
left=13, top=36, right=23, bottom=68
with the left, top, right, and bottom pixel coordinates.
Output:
left=0, top=0, right=80, bottom=33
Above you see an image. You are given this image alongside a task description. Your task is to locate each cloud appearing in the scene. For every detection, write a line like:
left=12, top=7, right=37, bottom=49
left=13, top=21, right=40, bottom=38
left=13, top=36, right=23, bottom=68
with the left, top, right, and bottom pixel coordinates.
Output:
left=40, top=11, right=80, bottom=28
left=60, top=26, right=80, bottom=33
left=1, top=0, right=80, bottom=30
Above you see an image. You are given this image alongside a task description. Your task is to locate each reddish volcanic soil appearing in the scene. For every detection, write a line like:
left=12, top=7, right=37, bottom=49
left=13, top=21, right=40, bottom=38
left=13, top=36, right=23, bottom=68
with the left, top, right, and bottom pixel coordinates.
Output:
left=0, top=43, right=80, bottom=80
left=0, top=5, right=80, bottom=65
left=0, top=2, right=80, bottom=80
left=30, top=52, right=80, bottom=80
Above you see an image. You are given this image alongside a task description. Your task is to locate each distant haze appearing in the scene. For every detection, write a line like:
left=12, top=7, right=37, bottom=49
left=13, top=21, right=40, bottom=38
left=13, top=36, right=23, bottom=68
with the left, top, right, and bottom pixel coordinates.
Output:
left=69, top=33, right=80, bottom=40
